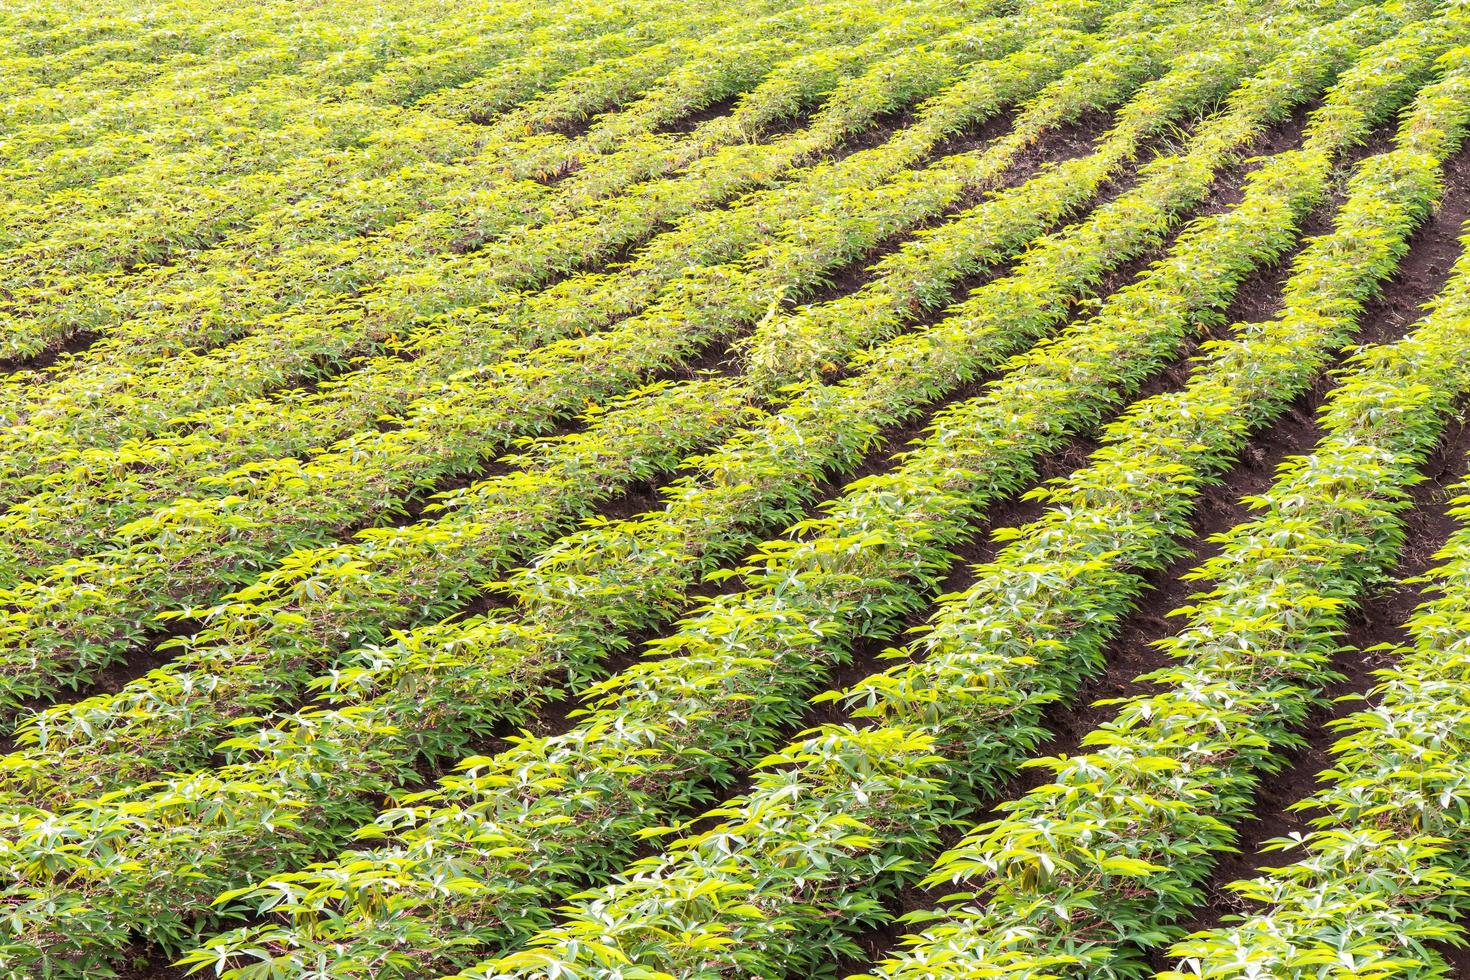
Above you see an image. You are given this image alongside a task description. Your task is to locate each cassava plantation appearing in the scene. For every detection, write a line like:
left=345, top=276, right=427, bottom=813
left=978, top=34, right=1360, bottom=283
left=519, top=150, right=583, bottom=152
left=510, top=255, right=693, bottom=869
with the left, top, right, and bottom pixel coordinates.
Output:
left=2, top=0, right=1470, bottom=977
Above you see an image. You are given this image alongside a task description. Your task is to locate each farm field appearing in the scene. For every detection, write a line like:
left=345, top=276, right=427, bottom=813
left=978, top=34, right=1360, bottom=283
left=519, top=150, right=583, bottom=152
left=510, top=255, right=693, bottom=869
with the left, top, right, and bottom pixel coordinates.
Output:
left=3, top=0, right=1470, bottom=976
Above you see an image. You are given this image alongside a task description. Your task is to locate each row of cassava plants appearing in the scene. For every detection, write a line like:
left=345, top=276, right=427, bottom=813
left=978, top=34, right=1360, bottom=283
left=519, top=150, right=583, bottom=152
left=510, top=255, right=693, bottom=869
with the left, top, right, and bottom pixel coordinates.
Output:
left=0, top=0, right=747, bottom=206
left=0, top=2, right=304, bottom=93
left=0, top=0, right=681, bottom=129
left=0, top=0, right=327, bottom=60
left=0, top=0, right=818, bottom=234
left=2, top=0, right=934, bottom=359
left=0, top=0, right=691, bottom=210
left=0, top=0, right=507, bottom=134
left=0, top=0, right=777, bottom=156
left=0, top=0, right=592, bottom=157
left=0, top=0, right=1094, bottom=444
left=157, top=20, right=1436, bottom=976
left=0, top=1, right=385, bottom=126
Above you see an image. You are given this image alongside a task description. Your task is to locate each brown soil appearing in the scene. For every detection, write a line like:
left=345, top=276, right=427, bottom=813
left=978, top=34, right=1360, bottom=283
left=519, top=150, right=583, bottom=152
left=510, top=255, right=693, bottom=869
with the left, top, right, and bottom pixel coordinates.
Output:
left=114, top=954, right=189, bottom=980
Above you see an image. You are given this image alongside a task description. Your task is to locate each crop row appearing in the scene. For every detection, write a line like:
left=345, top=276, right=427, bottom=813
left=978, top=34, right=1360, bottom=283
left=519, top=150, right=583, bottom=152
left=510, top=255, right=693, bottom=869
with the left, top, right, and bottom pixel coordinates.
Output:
left=0, top=0, right=1247, bottom=709
left=209, top=25, right=1426, bottom=969
left=0, top=6, right=1410, bottom=974
left=0, top=0, right=630, bottom=195
left=0, top=0, right=798, bottom=202
left=0, top=0, right=760, bottom=142
left=0, top=5, right=1036, bottom=584
left=0, top=2, right=285, bottom=89
left=432, top=36, right=1470, bottom=979
left=0, top=0, right=476, bottom=128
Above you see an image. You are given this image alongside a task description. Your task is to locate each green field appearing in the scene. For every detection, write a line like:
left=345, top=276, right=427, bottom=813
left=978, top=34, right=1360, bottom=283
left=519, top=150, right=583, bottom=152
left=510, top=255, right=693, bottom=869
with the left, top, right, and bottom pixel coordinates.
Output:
left=1, top=0, right=1470, bottom=976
